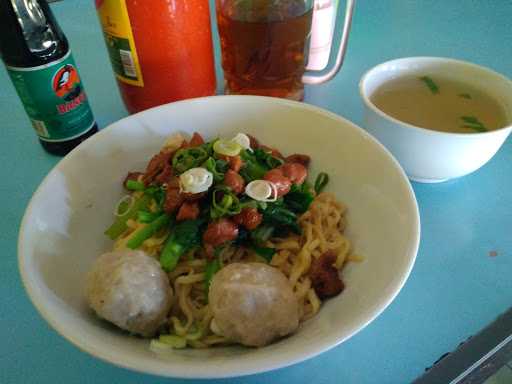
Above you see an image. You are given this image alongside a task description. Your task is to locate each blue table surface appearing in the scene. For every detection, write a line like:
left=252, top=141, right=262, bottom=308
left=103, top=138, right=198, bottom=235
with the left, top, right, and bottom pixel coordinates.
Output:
left=1, top=1, right=511, bottom=383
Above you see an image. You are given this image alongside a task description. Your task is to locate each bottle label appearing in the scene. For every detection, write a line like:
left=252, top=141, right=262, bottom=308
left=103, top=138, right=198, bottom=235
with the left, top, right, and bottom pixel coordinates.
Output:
left=6, top=51, right=96, bottom=142
left=96, top=0, right=144, bottom=87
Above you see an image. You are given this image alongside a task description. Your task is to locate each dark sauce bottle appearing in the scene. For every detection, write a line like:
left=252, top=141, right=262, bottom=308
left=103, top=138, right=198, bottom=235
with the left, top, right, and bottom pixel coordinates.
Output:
left=0, top=0, right=98, bottom=156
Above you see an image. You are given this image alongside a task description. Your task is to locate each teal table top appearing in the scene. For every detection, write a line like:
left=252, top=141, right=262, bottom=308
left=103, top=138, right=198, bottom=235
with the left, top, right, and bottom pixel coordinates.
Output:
left=1, top=1, right=511, bottom=383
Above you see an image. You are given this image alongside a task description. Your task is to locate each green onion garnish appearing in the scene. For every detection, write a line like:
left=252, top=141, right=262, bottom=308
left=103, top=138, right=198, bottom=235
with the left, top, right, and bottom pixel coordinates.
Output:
left=314, top=172, right=329, bottom=194
left=126, top=213, right=170, bottom=249
left=419, top=76, right=439, bottom=94
left=126, top=180, right=145, bottom=191
left=137, top=210, right=160, bottom=223
left=460, top=116, right=487, bottom=132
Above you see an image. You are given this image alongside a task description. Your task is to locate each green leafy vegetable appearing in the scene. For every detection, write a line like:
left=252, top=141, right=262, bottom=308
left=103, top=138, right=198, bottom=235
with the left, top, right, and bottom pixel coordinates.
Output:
left=126, top=213, right=171, bottom=249
left=458, top=93, right=472, bottom=99
left=210, top=186, right=242, bottom=219
left=250, top=224, right=275, bottom=244
left=419, top=76, right=439, bottom=94
left=105, top=195, right=151, bottom=240
left=314, top=172, right=329, bottom=194
left=239, top=149, right=270, bottom=182
left=251, top=245, right=276, bottom=262
left=460, top=116, right=487, bottom=132
left=263, top=204, right=300, bottom=234
left=204, top=258, right=221, bottom=293
left=160, top=219, right=203, bottom=271
left=172, top=147, right=209, bottom=174
left=285, top=182, right=314, bottom=213
left=239, top=196, right=267, bottom=211
left=125, top=180, right=145, bottom=191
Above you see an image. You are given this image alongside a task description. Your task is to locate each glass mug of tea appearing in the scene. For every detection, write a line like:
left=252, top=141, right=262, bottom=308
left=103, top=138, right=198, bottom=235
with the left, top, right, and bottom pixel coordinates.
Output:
left=216, top=0, right=355, bottom=100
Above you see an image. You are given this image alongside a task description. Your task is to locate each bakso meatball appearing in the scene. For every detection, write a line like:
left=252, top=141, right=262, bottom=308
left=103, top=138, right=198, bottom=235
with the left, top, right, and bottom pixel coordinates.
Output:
left=86, top=250, right=172, bottom=337
left=208, top=262, right=299, bottom=347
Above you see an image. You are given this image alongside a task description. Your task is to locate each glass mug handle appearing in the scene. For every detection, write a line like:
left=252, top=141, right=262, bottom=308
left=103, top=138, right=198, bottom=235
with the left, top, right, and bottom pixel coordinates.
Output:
left=302, top=0, right=356, bottom=85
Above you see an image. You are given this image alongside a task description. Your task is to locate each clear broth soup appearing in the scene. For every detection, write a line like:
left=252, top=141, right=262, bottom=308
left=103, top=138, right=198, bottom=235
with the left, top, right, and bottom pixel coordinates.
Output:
left=371, top=76, right=509, bottom=133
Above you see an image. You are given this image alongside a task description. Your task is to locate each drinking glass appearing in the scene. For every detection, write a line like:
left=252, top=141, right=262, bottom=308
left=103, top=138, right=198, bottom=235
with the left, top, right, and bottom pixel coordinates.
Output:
left=216, top=0, right=355, bottom=100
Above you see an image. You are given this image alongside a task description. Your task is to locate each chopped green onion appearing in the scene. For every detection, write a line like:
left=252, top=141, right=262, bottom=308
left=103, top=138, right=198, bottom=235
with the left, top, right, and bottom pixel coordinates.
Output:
left=460, top=116, right=487, bottom=132
left=115, top=197, right=131, bottom=216
left=137, top=210, right=160, bottom=223
left=419, top=76, right=439, bottom=94
left=314, top=172, right=329, bottom=194
left=105, top=195, right=151, bottom=240
left=125, top=180, right=145, bottom=191
left=126, top=213, right=171, bottom=249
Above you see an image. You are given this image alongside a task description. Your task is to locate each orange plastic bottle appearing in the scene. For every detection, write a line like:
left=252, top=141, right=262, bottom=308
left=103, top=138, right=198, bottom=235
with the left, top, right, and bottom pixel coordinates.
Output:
left=96, top=0, right=216, bottom=114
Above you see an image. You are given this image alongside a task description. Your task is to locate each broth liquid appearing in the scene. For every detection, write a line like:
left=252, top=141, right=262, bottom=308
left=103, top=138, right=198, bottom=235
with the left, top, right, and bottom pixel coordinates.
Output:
left=371, top=76, right=508, bottom=133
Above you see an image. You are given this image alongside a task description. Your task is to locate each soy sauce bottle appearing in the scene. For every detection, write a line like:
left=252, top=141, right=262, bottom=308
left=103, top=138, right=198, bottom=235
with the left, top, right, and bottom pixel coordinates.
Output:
left=0, top=0, right=98, bottom=156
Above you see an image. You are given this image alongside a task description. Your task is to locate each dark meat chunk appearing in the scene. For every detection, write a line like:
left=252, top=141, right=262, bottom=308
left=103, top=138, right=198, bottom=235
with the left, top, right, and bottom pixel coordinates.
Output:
left=202, top=218, right=239, bottom=247
left=218, top=155, right=243, bottom=173
left=143, top=150, right=174, bottom=185
left=164, top=186, right=184, bottom=214
left=228, top=155, right=243, bottom=173
left=233, top=207, right=262, bottom=230
left=309, top=251, right=344, bottom=299
left=163, top=177, right=205, bottom=214
left=223, top=170, right=245, bottom=194
left=176, top=201, right=200, bottom=221
left=188, top=132, right=205, bottom=147
left=247, top=134, right=260, bottom=149
left=285, top=154, right=310, bottom=167
left=263, top=168, right=291, bottom=197
left=279, top=162, right=307, bottom=185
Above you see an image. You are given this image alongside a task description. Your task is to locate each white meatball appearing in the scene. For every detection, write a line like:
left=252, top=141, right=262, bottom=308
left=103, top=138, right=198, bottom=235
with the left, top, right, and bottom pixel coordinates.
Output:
left=86, top=250, right=172, bottom=337
left=208, top=262, right=299, bottom=347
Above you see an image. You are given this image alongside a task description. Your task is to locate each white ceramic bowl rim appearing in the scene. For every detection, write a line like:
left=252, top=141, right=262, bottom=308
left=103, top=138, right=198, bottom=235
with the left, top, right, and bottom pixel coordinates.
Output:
left=18, top=95, right=420, bottom=378
left=359, top=56, right=512, bottom=138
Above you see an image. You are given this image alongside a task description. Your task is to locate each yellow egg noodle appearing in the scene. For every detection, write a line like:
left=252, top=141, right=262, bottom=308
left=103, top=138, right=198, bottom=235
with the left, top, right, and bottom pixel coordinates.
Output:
left=112, top=191, right=359, bottom=348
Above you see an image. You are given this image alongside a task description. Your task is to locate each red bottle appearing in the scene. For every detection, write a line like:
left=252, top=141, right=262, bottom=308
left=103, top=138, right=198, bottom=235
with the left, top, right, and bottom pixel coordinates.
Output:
left=96, top=0, right=216, bottom=114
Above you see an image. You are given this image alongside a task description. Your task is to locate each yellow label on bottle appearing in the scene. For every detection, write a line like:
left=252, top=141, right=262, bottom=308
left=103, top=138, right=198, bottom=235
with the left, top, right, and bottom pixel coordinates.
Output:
left=96, top=0, right=144, bottom=86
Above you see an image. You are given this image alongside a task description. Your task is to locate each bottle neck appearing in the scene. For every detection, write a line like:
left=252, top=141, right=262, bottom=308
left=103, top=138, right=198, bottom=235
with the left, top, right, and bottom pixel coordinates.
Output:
left=12, top=0, right=59, bottom=54
left=0, top=0, right=68, bottom=67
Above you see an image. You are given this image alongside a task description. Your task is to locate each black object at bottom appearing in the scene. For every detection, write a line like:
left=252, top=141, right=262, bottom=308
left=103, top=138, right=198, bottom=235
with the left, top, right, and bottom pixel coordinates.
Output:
left=413, top=307, right=512, bottom=384
left=40, top=124, right=98, bottom=156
